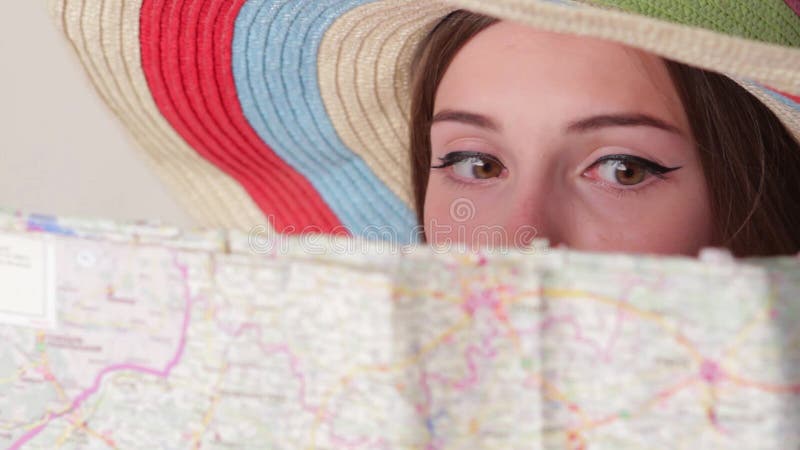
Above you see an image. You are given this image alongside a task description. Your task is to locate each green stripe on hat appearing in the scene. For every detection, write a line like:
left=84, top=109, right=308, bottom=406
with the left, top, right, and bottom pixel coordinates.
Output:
left=587, top=0, right=800, bottom=47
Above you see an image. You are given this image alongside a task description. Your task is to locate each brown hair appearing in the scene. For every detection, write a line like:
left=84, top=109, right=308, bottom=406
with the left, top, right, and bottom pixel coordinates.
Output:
left=409, top=10, right=800, bottom=256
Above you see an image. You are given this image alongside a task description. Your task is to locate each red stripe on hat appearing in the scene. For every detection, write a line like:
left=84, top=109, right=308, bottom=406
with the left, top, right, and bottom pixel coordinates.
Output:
left=140, top=0, right=345, bottom=234
left=765, top=84, right=800, bottom=104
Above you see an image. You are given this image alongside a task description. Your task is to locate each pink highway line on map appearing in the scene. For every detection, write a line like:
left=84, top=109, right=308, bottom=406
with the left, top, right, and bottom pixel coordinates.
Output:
left=417, top=320, right=502, bottom=414
left=220, top=321, right=321, bottom=420
left=532, top=315, right=606, bottom=357
left=9, top=254, right=193, bottom=450
left=255, top=341, right=387, bottom=449
left=256, top=342, right=319, bottom=416
left=453, top=328, right=499, bottom=391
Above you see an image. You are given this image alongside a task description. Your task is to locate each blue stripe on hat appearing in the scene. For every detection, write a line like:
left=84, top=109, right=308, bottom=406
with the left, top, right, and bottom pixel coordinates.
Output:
left=758, top=82, right=800, bottom=111
left=233, top=0, right=418, bottom=243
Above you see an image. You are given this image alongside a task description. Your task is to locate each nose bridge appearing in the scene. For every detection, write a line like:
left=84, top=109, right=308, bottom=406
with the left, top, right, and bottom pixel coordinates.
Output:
left=508, top=170, right=564, bottom=248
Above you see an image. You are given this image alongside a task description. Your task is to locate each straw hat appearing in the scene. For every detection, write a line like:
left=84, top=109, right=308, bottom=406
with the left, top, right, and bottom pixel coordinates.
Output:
left=49, top=0, right=800, bottom=241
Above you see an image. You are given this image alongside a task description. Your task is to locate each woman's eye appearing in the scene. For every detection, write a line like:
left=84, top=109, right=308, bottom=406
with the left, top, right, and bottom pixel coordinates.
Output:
left=597, top=159, right=648, bottom=186
left=432, top=152, right=506, bottom=180
left=452, top=156, right=503, bottom=179
left=586, top=154, right=681, bottom=188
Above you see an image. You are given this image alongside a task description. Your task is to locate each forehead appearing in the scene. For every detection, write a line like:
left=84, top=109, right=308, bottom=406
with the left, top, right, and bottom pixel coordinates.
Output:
left=434, top=20, right=689, bottom=134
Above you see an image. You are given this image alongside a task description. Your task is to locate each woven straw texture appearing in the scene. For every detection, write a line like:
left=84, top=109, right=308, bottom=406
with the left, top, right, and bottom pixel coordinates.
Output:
left=50, top=0, right=800, bottom=237
left=48, top=0, right=269, bottom=231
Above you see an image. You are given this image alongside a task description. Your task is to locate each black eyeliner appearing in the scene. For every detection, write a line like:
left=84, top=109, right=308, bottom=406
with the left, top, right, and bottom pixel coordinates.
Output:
left=431, top=151, right=504, bottom=169
left=596, top=154, right=681, bottom=177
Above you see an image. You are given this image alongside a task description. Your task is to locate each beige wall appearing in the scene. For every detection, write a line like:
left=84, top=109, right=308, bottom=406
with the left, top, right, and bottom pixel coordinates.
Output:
left=0, top=2, right=196, bottom=227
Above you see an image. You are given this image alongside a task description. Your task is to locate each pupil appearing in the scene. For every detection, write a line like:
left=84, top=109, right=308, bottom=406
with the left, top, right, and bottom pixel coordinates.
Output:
left=476, top=162, right=494, bottom=178
left=615, top=162, right=643, bottom=185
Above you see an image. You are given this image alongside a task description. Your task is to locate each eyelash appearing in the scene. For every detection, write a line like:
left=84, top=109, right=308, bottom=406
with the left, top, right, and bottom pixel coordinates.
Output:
left=431, top=151, right=507, bottom=188
left=584, top=153, right=681, bottom=196
left=431, top=151, right=681, bottom=194
left=590, top=154, right=679, bottom=177
left=432, top=151, right=503, bottom=168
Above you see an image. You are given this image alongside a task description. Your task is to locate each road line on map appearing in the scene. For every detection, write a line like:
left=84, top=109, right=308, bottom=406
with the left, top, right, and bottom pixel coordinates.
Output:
left=307, top=316, right=473, bottom=449
left=54, top=390, right=115, bottom=449
left=190, top=362, right=229, bottom=448
left=8, top=253, right=193, bottom=450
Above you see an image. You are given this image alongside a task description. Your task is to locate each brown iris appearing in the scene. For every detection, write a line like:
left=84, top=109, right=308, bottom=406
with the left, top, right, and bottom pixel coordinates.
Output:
left=472, top=159, right=503, bottom=179
left=432, top=152, right=507, bottom=181
left=614, top=161, right=647, bottom=185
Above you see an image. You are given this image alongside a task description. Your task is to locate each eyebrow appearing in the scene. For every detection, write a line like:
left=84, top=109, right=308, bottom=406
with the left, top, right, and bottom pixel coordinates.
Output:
left=431, top=110, right=500, bottom=131
left=431, top=109, right=683, bottom=137
left=566, top=113, right=684, bottom=136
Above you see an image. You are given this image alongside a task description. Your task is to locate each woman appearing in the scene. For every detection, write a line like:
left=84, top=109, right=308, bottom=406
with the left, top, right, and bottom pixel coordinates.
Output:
left=410, top=10, right=800, bottom=257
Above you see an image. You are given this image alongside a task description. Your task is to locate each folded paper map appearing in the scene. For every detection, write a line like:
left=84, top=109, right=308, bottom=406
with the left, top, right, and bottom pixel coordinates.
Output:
left=1, top=211, right=798, bottom=449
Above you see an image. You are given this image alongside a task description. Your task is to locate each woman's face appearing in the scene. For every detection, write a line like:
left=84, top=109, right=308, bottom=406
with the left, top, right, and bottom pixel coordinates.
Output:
left=423, top=21, right=714, bottom=255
